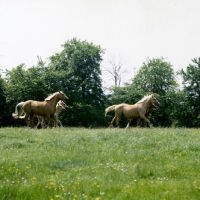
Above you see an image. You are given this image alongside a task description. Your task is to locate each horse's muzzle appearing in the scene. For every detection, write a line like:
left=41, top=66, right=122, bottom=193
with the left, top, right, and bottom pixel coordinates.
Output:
left=152, top=100, right=160, bottom=108
left=155, top=101, right=160, bottom=107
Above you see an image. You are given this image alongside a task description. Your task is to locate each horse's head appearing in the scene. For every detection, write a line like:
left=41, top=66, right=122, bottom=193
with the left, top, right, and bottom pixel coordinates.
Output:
left=57, top=100, right=68, bottom=109
left=150, top=95, right=160, bottom=107
left=58, top=91, right=69, bottom=101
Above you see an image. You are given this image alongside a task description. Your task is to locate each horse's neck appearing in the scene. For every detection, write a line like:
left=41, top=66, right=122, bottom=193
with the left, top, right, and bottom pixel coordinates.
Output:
left=143, top=99, right=152, bottom=110
left=56, top=106, right=62, bottom=114
left=48, top=96, right=59, bottom=109
left=54, top=107, right=62, bottom=118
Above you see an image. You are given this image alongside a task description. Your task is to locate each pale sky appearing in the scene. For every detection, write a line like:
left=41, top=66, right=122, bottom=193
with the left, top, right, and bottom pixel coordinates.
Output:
left=1, top=0, right=200, bottom=87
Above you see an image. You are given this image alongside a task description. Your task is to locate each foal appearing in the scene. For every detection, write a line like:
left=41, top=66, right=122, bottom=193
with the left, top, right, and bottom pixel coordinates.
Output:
left=34, top=100, right=68, bottom=128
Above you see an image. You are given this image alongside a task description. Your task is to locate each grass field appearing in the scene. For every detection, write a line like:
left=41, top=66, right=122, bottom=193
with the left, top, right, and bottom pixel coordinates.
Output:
left=0, top=127, right=200, bottom=200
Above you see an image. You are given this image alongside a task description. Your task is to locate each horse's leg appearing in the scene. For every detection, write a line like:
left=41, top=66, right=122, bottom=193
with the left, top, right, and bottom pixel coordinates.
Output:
left=41, top=118, right=47, bottom=129
left=35, top=117, right=45, bottom=129
left=46, top=116, right=57, bottom=128
left=46, top=117, right=50, bottom=128
left=116, top=115, right=122, bottom=128
left=136, top=118, right=140, bottom=127
left=109, top=116, right=117, bottom=127
left=126, top=119, right=132, bottom=128
left=24, top=113, right=31, bottom=127
left=139, top=113, right=152, bottom=127
left=137, top=118, right=147, bottom=127
left=29, top=113, right=35, bottom=128
left=144, top=120, right=147, bottom=127
left=137, top=118, right=143, bottom=127
left=35, top=120, right=40, bottom=129
left=50, top=117, right=57, bottom=128
left=57, top=119, right=63, bottom=127
left=44, top=114, right=53, bottom=128
left=54, top=115, right=61, bottom=127
left=53, top=117, right=58, bottom=128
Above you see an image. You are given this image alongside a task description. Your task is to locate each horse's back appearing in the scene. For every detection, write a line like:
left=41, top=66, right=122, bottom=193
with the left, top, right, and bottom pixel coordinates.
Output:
left=22, top=100, right=32, bottom=110
left=114, top=103, right=128, bottom=113
left=122, top=103, right=140, bottom=119
left=23, top=100, right=47, bottom=107
left=115, top=103, right=129, bottom=109
left=23, top=100, right=49, bottom=116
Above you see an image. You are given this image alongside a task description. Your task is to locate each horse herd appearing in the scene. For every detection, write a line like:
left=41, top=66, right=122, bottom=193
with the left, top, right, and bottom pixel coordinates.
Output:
left=12, top=91, right=160, bottom=128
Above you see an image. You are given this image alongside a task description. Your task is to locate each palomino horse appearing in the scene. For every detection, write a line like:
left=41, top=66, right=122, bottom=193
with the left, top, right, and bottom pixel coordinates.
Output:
left=35, top=100, right=68, bottom=128
left=105, top=94, right=160, bottom=128
left=12, top=91, right=68, bottom=127
left=128, top=103, right=156, bottom=127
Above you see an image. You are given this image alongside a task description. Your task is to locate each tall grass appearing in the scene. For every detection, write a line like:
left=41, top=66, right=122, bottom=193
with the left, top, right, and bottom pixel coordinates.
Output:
left=0, top=127, right=200, bottom=199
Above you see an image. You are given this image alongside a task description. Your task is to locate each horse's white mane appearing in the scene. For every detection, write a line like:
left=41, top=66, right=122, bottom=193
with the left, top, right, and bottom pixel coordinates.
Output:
left=137, top=94, right=152, bottom=103
left=45, top=91, right=63, bottom=101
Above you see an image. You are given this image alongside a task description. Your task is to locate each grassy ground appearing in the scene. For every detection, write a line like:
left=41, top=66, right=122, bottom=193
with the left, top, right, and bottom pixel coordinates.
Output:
left=0, top=127, right=200, bottom=200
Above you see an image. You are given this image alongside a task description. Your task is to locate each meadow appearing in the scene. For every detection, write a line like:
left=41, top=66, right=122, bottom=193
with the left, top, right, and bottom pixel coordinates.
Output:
left=0, top=127, right=200, bottom=200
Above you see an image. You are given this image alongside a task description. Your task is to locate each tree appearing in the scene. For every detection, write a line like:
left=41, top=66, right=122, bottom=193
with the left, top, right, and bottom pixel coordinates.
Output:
left=178, top=58, right=200, bottom=127
left=5, top=61, right=50, bottom=104
left=4, top=59, right=53, bottom=127
left=49, top=38, right=106, bottom=127
left=103, top=56, right=128, bottom=87
left=132, top=57, right=178, bottom=96
left=126, top=57, right=179, bottom=127
left=0, top=74, right=7, bottom=126
left=2, top=39, right=107, bottom=127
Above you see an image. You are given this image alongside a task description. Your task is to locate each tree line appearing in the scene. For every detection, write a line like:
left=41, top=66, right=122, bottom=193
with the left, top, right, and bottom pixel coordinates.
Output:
left=0, top=38, right=200, bottom=128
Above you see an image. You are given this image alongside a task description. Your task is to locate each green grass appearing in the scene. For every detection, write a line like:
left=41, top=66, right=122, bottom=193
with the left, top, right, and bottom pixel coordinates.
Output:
left=0, top=127, right=200, bottom=200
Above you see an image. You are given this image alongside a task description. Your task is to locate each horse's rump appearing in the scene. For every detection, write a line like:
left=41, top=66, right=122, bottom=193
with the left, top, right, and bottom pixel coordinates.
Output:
left=105, top=103, right=130, bottom=116
left=105, top=105, right=116, bottom=116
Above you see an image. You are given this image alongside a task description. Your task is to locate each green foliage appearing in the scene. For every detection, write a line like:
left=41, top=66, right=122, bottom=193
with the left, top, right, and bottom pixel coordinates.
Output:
left=109, top=85, right=146, bottom=105
left=108, top=58, right=179, bottom=127
left=1, top=127, right=200, bottom=199
left=132, top=57, right=178, bottom=127
left=49, top=38, right=106, bottom=127
left=178, top=58, right=200, bottom=127
left=2, top=38, right=106, bottom=127
left=49, top=38, right=104, bottom=101
left=105, top=86, right=147, bottom=127
left=4, top=61, right=52, bottom=127
left=1, top=37, right=200, bottom=128
left=132, top=57, right=178, bottom=95
left=5, top=64, right=28, bottom=103
left=5, top=62, right=50, bottom=103
left=150, top=91, right=177, bottom=127
left=0, top=75, right=7, bottom=126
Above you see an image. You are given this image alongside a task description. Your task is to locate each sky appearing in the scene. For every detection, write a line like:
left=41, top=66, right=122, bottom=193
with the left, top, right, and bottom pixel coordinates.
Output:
left=1, top=0, right=200, bottom=87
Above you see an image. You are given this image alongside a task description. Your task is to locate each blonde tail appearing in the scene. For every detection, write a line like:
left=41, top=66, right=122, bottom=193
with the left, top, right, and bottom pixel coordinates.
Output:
left=105, top=105, right=116, bottom=116
left=12, top=102, right=24, bottom=119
